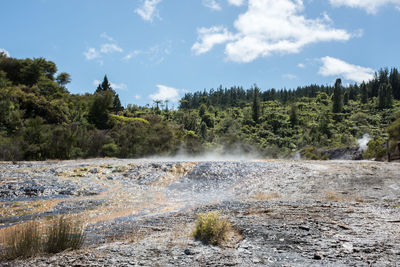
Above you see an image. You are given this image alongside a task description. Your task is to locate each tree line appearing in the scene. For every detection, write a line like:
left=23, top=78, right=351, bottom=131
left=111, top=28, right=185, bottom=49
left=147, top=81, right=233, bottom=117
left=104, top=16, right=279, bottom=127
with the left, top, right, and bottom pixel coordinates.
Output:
left=0, top=52, right=399, bottom=161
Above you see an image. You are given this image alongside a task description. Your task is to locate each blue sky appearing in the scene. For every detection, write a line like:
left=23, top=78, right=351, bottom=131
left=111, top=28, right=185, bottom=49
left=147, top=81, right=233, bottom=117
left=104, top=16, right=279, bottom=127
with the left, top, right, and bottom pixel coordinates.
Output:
left=1, top=0, right=400, bottom=106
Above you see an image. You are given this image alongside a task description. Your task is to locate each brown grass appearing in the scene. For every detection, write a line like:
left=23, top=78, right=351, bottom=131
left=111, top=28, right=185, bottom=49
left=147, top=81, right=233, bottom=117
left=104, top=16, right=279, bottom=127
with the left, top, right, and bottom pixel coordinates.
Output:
left=1, top=221, right=41, bottom=260
left=324, top=191, right=364, bottom=203
left=0, top=216, right=85, bottom=260
left=251, top=192, right=280, bottom=201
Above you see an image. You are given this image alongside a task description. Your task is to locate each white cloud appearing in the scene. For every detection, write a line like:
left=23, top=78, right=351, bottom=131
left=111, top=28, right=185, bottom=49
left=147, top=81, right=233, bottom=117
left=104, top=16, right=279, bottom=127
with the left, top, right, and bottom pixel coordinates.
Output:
left=100, top=32, right=115, bottom=42
left=203, top=0, right=222, bottom=10
left=149, top=85, right=181, bottom=102
left=123, top=50, right=142, bottom=61
left=0, top=48, right=10, bottom=57
left=319, top=56, right=375, bottom=83
left=111, top=82, right=127, bottom=90
left=228, top=0, right=245, bottom=6
left=297, top=63, right=306, bottom=68
left=135, top=94, right=141, bottom=100
left=100, top=43, right=123, bottom=54
left=84, top=48, right=101, bottom=60
left=192, top=0, right=352, bottom=63
left=283, top=74, right=297, bottom=79
left=192, top=26, right=235, bottom=54
left=329, top=0, right=400, bottom=14
left=135, top=0, right=163, bottom=22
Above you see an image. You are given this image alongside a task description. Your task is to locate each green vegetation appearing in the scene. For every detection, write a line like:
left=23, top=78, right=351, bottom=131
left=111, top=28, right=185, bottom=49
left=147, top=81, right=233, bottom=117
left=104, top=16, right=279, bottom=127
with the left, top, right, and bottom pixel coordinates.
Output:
left=193, top=211, right=231, bottom=246
left=1, top=216, right=85, bottom=260
left=0, top=52, right=399, bottom=161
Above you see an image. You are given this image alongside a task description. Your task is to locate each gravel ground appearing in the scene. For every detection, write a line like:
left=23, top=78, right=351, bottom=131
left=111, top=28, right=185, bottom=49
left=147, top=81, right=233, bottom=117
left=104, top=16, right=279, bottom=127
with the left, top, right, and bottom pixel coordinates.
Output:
left=0, top=159, right=399, bottom=266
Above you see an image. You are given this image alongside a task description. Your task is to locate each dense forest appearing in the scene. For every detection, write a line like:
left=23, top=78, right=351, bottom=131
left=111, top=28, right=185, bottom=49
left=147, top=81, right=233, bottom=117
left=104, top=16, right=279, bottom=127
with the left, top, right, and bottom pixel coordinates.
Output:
left=0, top=52, right=399, bottom=161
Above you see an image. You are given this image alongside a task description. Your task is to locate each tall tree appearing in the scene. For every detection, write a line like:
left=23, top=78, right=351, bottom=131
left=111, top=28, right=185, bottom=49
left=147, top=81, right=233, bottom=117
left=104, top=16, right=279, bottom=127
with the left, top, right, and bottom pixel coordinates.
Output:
left=360, top=82, right=368, bottom=104
left=332, top=78, right=343, bottom=113
left=252, top=86, right=261, bottom=123
left=389, top=68, right=400, bottom=100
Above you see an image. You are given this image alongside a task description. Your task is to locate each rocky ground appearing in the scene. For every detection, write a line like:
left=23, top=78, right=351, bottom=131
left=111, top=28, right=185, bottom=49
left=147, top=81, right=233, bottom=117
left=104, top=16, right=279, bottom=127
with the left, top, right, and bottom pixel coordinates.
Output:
left=0, top=158, right=399, bottom=266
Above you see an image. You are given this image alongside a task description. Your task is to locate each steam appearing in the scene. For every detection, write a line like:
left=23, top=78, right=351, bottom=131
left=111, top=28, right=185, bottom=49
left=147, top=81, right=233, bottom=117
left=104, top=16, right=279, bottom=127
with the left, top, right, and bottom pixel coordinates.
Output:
left=150, top=145, right=262, bottom=161
left=357, top=134, right=371, bottom=152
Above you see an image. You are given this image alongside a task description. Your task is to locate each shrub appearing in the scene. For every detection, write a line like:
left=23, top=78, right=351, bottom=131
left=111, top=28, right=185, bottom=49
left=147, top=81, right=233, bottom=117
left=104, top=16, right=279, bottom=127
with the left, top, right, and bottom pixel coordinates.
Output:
left=193, top=211, right=231, bottom=246
left=1, top=221, right=41, bottom=259
left=44, top=216, right=85, bottom=254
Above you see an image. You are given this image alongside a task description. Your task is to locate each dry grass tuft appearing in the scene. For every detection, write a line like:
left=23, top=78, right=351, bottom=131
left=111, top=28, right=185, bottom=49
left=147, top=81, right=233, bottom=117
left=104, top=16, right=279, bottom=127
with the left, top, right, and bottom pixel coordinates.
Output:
left=44, top=216, right=85, bottom=254
left=251, top=192, right=280, bottom=201
left=325, top=191, right=364, bottom=203
left=193, top=211, right=231, bottom=246
left=0, top=216, right=85, bottom=260
left=1, top=221, right=41, bottom=260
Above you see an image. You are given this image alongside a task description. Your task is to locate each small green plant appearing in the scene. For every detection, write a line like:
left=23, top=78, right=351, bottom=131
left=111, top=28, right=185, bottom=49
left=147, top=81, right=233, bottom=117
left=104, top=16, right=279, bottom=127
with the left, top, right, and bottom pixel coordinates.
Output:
left=44, top=216, right=85, bottom=254
left=193, top=211, right=231, bottom=246
left=1, top=221, right=41, bottom=259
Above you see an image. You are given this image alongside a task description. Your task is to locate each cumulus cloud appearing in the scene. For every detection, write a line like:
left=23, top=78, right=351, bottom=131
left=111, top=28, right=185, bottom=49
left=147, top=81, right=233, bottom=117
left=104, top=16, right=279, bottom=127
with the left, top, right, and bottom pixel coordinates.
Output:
left=192, top=26, right=235, bottom=54
left=100, top=43, right=123, bottom=54
left=149, top=85, right=181, bottom=102
left=228, top=0, right=245, bottom=6
left=203, top=0, right=222, bottom=10
left=0, top=48, right=10, bottom=57
left=297, top=63, right=306, bottom=68
left=329, top=0, right=400, bottom=14
left=135, top=0, right=163, bottom=22
left=319, top=56, right=375, bottom=83
left=192, top=0, right=352, bottom=63
left=84, top=48, right=101, bottom=60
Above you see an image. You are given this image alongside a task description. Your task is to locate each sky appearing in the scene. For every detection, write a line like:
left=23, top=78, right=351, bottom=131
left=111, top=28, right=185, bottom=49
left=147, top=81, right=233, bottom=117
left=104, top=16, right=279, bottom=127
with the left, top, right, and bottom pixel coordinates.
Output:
left=1, top=0, right=400, bottom=107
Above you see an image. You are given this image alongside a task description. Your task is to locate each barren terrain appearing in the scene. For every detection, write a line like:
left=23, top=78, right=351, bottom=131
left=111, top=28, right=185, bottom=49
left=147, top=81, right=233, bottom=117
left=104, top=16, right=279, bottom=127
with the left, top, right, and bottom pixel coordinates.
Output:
left=0, top=159, right=399, bottom=266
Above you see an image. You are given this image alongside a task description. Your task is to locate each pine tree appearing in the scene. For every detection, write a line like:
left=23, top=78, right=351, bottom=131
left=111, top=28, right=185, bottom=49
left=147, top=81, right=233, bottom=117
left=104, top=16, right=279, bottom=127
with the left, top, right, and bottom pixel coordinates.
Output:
left=360, top=82, right=368, bottom=104
left=332, top=78, right=343, bottom=113
left=252, top=87, right=260, bottom=123
left=389, top=68, right=400, bottom=100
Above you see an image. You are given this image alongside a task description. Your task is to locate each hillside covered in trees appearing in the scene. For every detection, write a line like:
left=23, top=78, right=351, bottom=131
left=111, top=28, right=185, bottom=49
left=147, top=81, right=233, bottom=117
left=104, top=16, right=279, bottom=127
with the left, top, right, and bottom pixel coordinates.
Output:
left=0, top=53, right=399, bottom=161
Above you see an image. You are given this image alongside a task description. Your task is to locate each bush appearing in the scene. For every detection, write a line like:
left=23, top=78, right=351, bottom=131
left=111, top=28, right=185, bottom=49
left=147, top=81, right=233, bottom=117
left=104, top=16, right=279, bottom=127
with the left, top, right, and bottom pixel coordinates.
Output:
left=193, top=211, right=231, bottom=246
left=44, top=216, right=85, bottom=254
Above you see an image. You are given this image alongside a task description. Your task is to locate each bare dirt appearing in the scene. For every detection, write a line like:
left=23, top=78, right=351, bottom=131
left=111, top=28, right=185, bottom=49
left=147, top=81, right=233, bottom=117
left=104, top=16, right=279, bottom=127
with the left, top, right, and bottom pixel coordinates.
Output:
left=0, top=159, right=399, bottom=266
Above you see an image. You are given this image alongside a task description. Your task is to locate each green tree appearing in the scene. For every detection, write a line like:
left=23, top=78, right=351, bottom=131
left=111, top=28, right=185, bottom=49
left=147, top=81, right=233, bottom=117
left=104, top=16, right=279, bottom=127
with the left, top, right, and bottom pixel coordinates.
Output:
left=378, top=83, right=393, bottom=109
left=289, top=104, right=298, bottom=127
left=56, top=72, right=71, bottom=86
left=332, top=78, right=343, bottom=113
left=252, top=87, right=261, bottom=123
left=200, top=121, right=207, bottom=140
left=360, top=82, right=368, bottom=104
left=88, top=91, right=114, bottom=129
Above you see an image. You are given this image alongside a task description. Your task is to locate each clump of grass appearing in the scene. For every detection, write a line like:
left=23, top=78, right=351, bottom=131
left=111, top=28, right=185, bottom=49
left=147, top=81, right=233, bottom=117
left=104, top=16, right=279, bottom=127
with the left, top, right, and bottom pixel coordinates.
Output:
left=112, top=166, right=127, bottom=173
left=44, top=216, right=85, bottom=254
left=1, top=216, right=85, bottom=260
left=1, top=221, right=41, bottom=259
left=193, top=211, right=231, bottom=246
